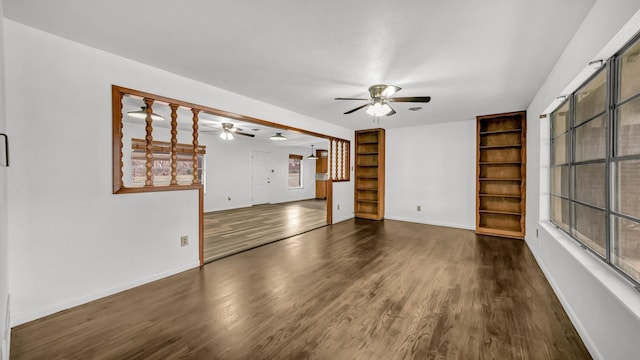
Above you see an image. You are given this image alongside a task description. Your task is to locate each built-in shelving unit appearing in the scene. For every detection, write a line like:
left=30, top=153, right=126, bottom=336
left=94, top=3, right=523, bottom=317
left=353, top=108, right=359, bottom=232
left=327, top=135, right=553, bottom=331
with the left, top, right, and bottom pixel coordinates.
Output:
left=476, top=111, right=526, bottom=239
left=354, top=128, right=385, bottom=220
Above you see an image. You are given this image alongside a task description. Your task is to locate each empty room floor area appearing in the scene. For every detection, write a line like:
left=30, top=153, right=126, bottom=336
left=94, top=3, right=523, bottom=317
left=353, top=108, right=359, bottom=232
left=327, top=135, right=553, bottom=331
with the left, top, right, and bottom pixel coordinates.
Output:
left=204, top=199, right=327, bottom=262
left=10, top=219, right=590, bottom=359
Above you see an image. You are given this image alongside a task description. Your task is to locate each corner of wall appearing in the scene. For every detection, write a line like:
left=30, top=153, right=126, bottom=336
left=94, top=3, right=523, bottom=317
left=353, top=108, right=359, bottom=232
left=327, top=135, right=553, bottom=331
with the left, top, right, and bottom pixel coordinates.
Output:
left=0, top=1, right=11, bottom=358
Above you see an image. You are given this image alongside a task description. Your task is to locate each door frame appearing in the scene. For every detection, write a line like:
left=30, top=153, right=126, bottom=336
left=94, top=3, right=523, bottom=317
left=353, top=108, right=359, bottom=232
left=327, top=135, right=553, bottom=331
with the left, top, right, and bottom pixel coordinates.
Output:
left=251, top=150, right=271, bottom=205
left=111, top=85, right=349, bottom=266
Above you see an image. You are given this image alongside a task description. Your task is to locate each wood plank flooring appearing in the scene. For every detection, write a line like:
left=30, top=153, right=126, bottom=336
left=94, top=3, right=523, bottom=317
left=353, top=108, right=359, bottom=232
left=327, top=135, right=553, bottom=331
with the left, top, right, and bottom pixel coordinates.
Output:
left=204, top=199, right=326, bottom=262
left=10, top=219, right=591, bottom=359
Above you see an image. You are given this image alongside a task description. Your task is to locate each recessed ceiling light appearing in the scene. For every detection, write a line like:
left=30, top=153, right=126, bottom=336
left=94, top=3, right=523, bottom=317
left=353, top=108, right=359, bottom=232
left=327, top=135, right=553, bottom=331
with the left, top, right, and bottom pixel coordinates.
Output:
left=127, top=106, right=164, bottom=121
left=408, top=106, right=422, bottom=111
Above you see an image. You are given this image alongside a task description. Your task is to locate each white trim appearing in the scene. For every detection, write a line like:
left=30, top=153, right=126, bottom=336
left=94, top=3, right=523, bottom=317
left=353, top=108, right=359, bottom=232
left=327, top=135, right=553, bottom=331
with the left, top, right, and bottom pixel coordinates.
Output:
left=1, top=295, right=9, bottom=360
left=11, top=262, right=200, bottom=326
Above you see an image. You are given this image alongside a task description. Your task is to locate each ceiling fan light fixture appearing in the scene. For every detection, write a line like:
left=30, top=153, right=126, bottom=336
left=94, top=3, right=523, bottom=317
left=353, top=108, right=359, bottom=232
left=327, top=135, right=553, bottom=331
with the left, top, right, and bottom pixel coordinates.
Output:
left=270, top=132, right=287, bottom=141
left=127, top=107, right=164, bottom=121
left=366, top=102, right=393, bottom=116
left=307, top=145, right=318, bottom=159
left=219, top=130, right=234, bottom=140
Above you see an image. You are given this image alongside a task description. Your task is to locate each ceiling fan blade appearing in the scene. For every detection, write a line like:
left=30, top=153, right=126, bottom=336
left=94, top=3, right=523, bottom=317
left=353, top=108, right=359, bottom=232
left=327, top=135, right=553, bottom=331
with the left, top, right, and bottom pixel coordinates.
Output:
left=390, top=96, right=431, bottom=103
left=386, top=107, right=396, bottom=116
left=335, top=97, right=369, bottom=101
left=344, top=103, right=370, bottom=114
left=237, top=132, right=255, bottom=138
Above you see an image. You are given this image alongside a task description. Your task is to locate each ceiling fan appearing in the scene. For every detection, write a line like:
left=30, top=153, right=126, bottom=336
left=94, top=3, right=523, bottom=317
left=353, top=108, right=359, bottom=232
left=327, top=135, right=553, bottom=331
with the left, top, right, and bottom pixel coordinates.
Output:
left=200, top=122, right=255, bottom=140
left=335, top=84, right=431, bottom=116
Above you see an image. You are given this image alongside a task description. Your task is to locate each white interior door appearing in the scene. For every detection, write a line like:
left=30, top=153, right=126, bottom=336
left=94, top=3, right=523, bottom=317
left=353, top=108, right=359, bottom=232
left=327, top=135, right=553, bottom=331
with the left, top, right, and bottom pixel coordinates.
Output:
left=252, top=151, right=271, bottom=205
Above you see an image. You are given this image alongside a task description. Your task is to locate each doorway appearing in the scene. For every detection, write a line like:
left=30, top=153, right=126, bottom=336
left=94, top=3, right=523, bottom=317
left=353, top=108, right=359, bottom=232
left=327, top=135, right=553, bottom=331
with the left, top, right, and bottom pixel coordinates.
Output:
left=252, top=151, right=271, bottom=205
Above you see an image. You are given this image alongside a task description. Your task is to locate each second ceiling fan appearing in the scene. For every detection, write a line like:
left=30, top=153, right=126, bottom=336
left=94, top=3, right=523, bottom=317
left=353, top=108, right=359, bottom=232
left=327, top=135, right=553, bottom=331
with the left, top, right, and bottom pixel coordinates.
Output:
left=335, top=84, right=431, bottom=116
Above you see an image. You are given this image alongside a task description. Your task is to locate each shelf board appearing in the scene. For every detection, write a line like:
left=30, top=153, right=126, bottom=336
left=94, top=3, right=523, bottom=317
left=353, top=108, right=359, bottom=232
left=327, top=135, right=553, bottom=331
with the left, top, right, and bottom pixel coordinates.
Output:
left=357, top=176, right=379, bottom=179
left=479, top=144, right=522, bottom=149
left=479, top=178, right=522, bottom=181
left=479, top=193, right=521, bottom=198
left=356, top=140, right=379, bottom=144
left=354, top=212, right=384, bottom=220
left=479, top=129, right=522, bottom=135
left=357, top=152, right=379, bottom=155
left=357, top=164, right=379, bottom=167
left=479, top=210, right=522, bottom=216
left=476, top=227, right=524, bottom=240
left=356, top=187, right=378, bottom=191
left=479, top=162, right=522, bottom=165
left=356, top=199, right=378, bottom=204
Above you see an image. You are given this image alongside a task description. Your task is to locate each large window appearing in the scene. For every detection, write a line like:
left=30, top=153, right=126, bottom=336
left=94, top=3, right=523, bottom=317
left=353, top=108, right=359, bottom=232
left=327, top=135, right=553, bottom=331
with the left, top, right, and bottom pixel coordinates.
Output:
left=550, top=34, right=640, bottom=284
left=288, top=154, right=303, bottom=189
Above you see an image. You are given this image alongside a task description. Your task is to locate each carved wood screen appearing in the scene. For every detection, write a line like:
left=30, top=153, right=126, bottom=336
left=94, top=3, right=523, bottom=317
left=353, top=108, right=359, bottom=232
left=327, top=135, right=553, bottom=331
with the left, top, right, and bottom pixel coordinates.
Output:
left=329, top=138, right=350, bottom=181
left=112, top=85, right=351, bottom=192
left=112, top=86, right=209, bottom=194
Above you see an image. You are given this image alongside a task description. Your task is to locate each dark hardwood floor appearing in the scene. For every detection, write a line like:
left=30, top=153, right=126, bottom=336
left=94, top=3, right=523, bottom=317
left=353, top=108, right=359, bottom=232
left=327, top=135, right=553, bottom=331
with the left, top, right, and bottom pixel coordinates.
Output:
left=204, top=199, right=327, bottom=262
left=10, top=219, right=591, bottom=359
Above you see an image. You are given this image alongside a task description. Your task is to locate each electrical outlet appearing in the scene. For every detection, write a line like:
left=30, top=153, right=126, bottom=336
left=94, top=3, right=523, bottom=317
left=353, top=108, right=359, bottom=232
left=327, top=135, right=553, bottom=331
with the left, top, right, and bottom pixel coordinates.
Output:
left=180, top=235, right=189, bottom=247
left=417, top=205, right=421, bottom=211
left=227, top=196, right=231, bottom=201
left=337, top=204, right=340, bottom=210
left=536, top=229, right=539, bottom=238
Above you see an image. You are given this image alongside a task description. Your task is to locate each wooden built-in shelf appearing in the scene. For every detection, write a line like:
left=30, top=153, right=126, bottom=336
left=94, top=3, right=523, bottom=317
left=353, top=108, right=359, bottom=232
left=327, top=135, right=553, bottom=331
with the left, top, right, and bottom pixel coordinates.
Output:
left=476, top=227, right=524, bottom=240
left=479, top=193, right=521, bottom=198
left=356, top=199, right=379, bottom=204
left=480, top=162, right=522, bottom=165
left=479, top=144, right=522, bottom=149
left=356, top=187, right=378, bottom=191
left=479, top=129, right=523, bottom=135
left=479, top=210, right=522, bottom=216
left=355, top=129, right=385, bottom=221
left=476, top=111, right=526, bottom=239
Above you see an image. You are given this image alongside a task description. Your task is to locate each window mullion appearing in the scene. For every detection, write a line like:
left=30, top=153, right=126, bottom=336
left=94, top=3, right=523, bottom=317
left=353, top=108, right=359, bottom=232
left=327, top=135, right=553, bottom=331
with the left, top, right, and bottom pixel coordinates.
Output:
left=569, top=93, right=575, bottom=235
left=605, top=57, right=616, bottom=264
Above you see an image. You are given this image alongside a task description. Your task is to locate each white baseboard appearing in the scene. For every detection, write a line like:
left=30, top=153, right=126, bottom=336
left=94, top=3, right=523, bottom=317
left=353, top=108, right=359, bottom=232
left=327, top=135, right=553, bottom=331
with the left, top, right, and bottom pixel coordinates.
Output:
left=1, top=294, right=9, bottom=360
left=534, top=220, right=640, bottom=358
left=12, top=262, right=199, bottom=326
left=526, top=227, right=601, bottom=359
left=384, top=215, right=475, bottom=231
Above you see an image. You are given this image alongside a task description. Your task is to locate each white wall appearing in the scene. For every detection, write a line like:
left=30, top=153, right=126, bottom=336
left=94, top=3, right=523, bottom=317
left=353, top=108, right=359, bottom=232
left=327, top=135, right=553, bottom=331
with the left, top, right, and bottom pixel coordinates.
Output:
left=385, top=121, right=476, bottom=229
left=526, top=1, right=640, bottom=359
left=5, top=20, right=353, bottom=326
left=200, top=133, right=321, bottom=212
left=0, top=2, right=10, bottom=358
left=266, top=145, right=318, bottom=205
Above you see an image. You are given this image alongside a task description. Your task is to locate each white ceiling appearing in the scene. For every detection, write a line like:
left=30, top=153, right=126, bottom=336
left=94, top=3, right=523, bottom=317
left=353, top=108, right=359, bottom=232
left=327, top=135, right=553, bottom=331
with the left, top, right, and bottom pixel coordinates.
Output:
left=3, top=0, right=596, bottom=130
left=121, top=93, right=329, bottom=148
